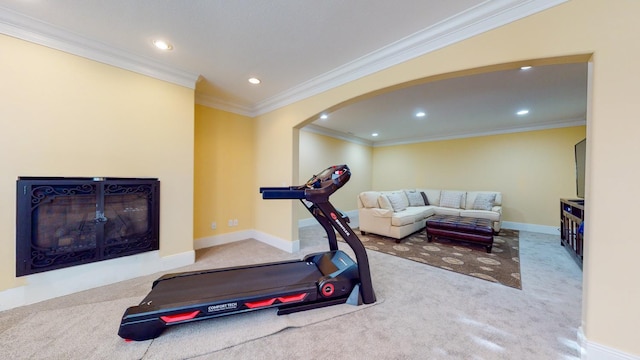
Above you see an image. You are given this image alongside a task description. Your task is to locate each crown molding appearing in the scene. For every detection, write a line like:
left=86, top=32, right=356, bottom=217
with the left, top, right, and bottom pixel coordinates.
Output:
left=0, top=6, right=199, bottom=89
left=371, top=118, right=586, bottom=147
left=1, top=0, right=567, bottom=114
left=304, top=118, right=586, bottom=148
left=195, top=93, right=255, bottom=117
left=252, top=0, right=568, bottom=116
left=301, top=124, right=373, bottom=146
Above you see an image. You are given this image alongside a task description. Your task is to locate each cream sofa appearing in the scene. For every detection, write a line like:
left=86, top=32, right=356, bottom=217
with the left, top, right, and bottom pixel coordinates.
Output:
left=357, top=189, right=502, bottom=240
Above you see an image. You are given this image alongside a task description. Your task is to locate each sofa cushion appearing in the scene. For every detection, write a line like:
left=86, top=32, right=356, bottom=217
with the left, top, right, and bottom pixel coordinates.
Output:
left=417, top=189, right=441, bottom=206
left=466, top=191, right=502, bottom=208
left=378, top=194, right=393, bottom=211
left=472, top=193, right=496, bottom=210
left=387, top=192, right=409, bottom=212
left=390, top=207, right=428, bottom=226
left=460, top=210, right=501, bottom=222
left=439, top=191, right=464, bottom=209
left=366, top=208, right=393, bottom=218
left=359, top=191, right=380, bottom=208
left=420, top=191, right=430, bottom=205
left=391, top=212, right=415, bottom=226
left=404, top=190, right=425, bottom=206
left=434, top=207, right=462, bottom=216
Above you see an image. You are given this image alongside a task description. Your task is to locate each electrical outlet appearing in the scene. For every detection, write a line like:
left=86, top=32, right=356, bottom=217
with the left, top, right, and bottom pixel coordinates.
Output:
left=211, top=222, right=217, bottom=230
left=228, top=220, right=233, bottom=227
left=233, top=219, right=238, bottom=226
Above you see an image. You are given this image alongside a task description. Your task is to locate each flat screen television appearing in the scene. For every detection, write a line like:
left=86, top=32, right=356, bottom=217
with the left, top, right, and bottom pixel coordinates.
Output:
left=575, top=138, right=586, bottom=198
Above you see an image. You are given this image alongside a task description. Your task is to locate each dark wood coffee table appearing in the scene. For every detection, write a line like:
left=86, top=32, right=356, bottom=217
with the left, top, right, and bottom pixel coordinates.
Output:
left=425, top=215, right=494, bottom=253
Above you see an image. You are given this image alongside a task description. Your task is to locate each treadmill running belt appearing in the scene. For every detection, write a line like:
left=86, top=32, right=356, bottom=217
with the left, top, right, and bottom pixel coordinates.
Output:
left=141, top=261, right=323, bottom=306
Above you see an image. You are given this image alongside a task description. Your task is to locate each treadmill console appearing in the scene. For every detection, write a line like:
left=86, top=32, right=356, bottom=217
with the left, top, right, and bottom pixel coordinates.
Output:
left=305, top=164, right=350, bottom=190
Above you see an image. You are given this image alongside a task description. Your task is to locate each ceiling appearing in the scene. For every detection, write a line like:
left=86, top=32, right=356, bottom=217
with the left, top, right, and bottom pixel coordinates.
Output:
left=0, top=0, right=584, bottom=145
left=309, top=62, right=587, bottom=146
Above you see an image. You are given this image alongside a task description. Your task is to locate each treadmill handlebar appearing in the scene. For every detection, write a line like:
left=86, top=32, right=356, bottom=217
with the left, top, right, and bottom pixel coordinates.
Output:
left=259, top=165, right=350, bottom=201
left=260, top=187, right=305, bottom=199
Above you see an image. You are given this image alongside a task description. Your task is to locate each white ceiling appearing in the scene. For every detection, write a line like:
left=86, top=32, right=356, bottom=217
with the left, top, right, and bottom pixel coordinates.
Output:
left=0, top=0, right=584, bottom=145
left=309, top=62, right=587, bottom=146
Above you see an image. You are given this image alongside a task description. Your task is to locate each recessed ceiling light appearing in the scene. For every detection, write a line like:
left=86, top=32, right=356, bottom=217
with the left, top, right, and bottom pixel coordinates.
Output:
left=371, top=133, right=379, bottom=137
left=320, top=114, right=328, bottom=120
left=517, top=109, right=530, bottom=116
left=520, top=66, right=532, bottom=70
left=415, top=111, right=426, bottom=118
left=153, top=40, right=173, bottom=51
left=248, top=77, right=261, bottom=85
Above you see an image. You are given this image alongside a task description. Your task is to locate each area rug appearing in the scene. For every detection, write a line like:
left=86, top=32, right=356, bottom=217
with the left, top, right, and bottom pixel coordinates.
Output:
left=354, top=228, right=522, bottom=289
left=0, top=296, right=382, bottom=360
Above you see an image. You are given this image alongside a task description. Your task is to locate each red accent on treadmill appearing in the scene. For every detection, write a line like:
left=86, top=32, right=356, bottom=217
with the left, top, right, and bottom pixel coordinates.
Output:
left=160, top=310, right=200, bottom=323
left=245, top=298, right=277, bottom=309
left=321, top=283, right=335, bottom=297
left=330, top=212, right=337, bottom=220
left=277, top=293, right=308, bottom=303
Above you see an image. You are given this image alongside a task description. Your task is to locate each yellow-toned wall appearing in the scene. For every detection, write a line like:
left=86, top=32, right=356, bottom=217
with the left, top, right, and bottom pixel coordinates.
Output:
left=194, top=105, right=255, bottom=238
left=254, top=0, right=640, bottom=356
left=373, top=127, right=586, bottom=227
left=298, top=131, right=373, bottom=221
left=298, top=127, right=586, bottom=228
left=0, top=34, right=195, bottom=291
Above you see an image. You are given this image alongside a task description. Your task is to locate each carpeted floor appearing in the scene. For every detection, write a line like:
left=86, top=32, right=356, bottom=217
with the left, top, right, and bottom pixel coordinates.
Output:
left=354, top=228, right=522, bottom=289
left=0, top=239, right=380, bottom=360
left=0, top=226, right=583, bottom=359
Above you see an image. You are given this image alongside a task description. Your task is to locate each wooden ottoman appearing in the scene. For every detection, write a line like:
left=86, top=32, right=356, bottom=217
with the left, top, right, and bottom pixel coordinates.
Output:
left=425, top=215, right=494, bottom=253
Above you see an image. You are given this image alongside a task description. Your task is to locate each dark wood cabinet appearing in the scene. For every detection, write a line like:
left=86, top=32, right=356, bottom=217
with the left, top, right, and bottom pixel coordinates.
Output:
left=560, top=198, right=584, bottom=269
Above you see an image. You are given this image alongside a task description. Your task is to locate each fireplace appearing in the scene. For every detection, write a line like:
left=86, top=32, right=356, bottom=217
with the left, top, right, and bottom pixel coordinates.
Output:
left=16, top=177, right=160, bottom=276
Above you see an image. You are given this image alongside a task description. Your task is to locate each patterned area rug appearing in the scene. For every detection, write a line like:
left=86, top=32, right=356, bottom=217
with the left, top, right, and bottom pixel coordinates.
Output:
left=355, top=228, right=522, bottom=289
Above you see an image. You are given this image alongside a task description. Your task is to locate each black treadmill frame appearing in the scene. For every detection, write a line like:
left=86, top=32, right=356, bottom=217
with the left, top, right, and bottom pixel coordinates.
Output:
left=118, top=164, right=375, bottom=341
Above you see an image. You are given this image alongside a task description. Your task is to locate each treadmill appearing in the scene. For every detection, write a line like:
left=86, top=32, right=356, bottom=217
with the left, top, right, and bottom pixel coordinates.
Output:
left=118, top=164, right=376, bottom=341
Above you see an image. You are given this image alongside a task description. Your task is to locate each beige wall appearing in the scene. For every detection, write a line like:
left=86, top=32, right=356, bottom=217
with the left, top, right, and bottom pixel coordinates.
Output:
left=298, top=130, right=373, bottom=222
left=0, top=34, right=195, bottom=291
left=194, top=105, right=256, bottom=239
left=372, top=127, right=586, bottom=227
left=298, top=126, right=586, bottom=228
left=253, top=0, right=640, bottom=355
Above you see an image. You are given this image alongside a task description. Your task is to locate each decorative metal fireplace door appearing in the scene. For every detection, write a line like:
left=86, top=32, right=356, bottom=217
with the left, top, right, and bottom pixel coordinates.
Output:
left=16, top=177, right=159, bottom=276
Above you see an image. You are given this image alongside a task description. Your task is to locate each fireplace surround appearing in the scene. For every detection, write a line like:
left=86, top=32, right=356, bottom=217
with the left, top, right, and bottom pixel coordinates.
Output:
left=16, top=177, right=159, bottom=276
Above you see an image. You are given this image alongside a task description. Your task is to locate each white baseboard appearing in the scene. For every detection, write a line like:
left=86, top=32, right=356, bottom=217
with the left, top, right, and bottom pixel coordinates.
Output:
left=584, top=342, right=640, bottom=360
left=252, top=230, right=300, bottom=253
left=301, top=213, right=556, bottom=236
left=501, top=221, right=559, bottom=235
left=301, top=215, right=555, bottom=236
left=194, top=230, right=258, bottom=249
left=579, top=327, right=640, bottom=360
left=194, top=211, right=360, bottom=254
left=0, top=250, right=195, bottom=312
left=195, top=229, right=300, bottom=253
left=300, top=215, right=555, bottom=235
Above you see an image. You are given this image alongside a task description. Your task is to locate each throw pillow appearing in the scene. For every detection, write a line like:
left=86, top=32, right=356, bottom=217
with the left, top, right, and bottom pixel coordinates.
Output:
left=439, top=191, right=463, bottom=209
left=387, top=192, right=408, bottom=212
left=359, top=192, right=379, bottom=208
left=404, top=190, right=425, bottom=206
left=420, top=191, right=430, bottom=205
left=473, top=193, right=496, bottom=211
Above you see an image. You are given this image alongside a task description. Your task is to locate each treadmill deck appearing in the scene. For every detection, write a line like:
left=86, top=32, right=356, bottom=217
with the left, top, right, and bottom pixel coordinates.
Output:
left=138, top=261, right=323, bottom=310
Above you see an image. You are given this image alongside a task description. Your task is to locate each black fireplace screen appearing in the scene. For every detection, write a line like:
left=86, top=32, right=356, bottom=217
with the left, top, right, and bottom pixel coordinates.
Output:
left=16, top=177, right=159, bottom=276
